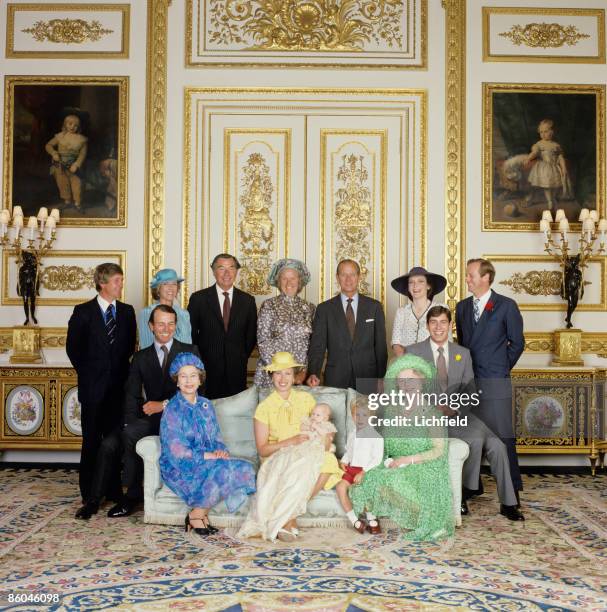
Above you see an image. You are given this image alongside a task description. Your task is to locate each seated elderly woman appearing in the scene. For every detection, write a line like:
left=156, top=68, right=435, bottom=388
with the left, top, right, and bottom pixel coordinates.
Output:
left=238, top=351, right=342, bottom=542
left=254, top=258, right=315, bottom=387
left=138, top=269, right=192, bottom=349
left=350, top=354, right=454, bottom=541
left=159, top=352, right=256, bottom=536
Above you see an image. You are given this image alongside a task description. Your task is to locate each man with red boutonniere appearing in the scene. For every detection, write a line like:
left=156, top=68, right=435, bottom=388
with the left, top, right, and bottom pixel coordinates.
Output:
left=455, top=258, right=525, bottom=517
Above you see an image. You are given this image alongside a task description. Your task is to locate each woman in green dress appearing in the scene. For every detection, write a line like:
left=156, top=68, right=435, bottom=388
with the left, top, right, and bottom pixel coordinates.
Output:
left=350, top=354, right=454, bottom=541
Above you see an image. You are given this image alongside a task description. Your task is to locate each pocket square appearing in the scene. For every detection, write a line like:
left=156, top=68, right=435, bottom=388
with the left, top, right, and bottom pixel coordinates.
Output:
left=365, top=318, right=374, bottom=322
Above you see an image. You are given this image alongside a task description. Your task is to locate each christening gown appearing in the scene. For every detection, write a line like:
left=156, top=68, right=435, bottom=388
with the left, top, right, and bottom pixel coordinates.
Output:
left=160, top=392, right=256, bottom=511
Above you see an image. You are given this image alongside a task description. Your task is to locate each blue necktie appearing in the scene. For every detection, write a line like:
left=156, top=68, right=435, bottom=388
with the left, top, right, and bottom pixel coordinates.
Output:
left=105, top=304, right=116, bottom=344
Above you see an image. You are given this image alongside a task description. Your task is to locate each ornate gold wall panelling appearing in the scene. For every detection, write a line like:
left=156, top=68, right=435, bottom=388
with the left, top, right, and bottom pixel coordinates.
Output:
left=182, top=89, right=426, bottom=313
left=6, top=3, right=130, bottom=59
left=486, top=254, right=607, bottom=312
left=1, top=250, right=126, bottom=307
left=185, top=0, right=427, bottom=69
left=523, top=331, right=607, bottom=358
left=0, top=328, right=68, bottom=353
left=144, top=0, right=171, bottom=305
left=483, top=7, right=605, bottom=64
left=442, top=0, right=466, bottom=310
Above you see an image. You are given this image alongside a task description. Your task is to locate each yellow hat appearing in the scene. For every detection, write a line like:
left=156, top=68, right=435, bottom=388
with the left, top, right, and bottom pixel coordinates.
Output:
left=264, top=351, right=304, bottom=372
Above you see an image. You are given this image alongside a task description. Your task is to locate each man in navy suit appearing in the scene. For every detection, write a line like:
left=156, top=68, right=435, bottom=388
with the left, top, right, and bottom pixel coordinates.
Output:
left=455, top=258, right=525, bottom=498
left=67, top=263, right=136, bottom=519
left=307, top=259, right=387, bottom=392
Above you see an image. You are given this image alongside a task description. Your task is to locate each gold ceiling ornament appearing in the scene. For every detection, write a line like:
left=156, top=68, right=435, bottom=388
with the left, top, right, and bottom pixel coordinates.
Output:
left=208, top=0, right=404, bottom=52
left=499, top=23, right=590, bottom=48
left=39, top=265, right=95, bottom=292
left=334, top=154, right=372, bottom=295
left=238, top=153, right=275, bottom=295
left=499, top=270, right=562, bottom=296
left=22, top=18, right=113, bottom=44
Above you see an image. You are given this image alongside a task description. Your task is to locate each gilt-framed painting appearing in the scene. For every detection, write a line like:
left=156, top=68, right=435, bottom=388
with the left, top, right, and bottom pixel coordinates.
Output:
left=3, top=75, right=128, bottom=226
left=483, top=83, right=605, bottom=231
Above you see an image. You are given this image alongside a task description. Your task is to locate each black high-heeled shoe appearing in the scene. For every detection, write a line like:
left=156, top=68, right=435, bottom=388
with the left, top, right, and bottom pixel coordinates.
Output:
left=184, top=513, right=210, bottom=536
left=201, top=515, right=218, bottom=534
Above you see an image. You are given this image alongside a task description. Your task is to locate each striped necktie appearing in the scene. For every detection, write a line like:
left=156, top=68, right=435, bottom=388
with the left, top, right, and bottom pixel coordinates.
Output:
left=105, top=303, right=116, bottom=344
left=473, top=298, right=481, bottom=324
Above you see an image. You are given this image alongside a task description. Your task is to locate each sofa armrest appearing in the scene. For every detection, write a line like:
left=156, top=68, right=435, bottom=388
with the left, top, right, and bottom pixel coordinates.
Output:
left=448, top=438, right=469, bottom=527
left=136, top=435, right=163, bottom=496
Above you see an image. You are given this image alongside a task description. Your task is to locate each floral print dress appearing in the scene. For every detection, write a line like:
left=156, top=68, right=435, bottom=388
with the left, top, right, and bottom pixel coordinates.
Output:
left=159, top=392, right=256, bottom=511
left=254, top=294, right=316, bottom=387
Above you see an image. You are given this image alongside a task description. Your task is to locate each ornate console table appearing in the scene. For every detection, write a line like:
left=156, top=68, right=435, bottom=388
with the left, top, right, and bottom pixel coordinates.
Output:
left=0, top=364, right=81, bottom=450
left=513, top=367, right=606, bottom=472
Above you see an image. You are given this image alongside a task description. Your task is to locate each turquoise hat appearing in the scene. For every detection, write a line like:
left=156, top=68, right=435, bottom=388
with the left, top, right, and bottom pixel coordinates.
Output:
left=150, top=268, right=184, bottom=289
left=267, top=258, right=311, bottom=288
left=169, top=352, right=205, bottom=377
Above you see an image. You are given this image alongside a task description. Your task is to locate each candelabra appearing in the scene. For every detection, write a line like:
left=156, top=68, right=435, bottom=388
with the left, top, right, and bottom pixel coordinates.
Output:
left=0, top=206, right=60, bottom=363
left=539, top=207, right=606, bottom=365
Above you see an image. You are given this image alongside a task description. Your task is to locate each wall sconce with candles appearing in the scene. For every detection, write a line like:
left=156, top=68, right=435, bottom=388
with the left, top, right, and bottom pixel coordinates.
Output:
left=0, top=205, right=60, bottom=363
left=539, top=207, right=606, bottom=366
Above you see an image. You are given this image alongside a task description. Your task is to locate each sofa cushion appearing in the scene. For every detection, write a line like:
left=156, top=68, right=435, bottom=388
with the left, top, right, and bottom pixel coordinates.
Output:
left=213, top=385, right=259, bottom=466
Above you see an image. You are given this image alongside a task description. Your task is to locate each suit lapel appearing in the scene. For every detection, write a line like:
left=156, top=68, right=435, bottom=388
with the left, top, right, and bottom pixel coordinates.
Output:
left=91, top=298, right=110, bottom=346
left=447, top=341, right=461, bottom=385
left=353, top=295, right=369, bottom=343
left=470, top=290, right=495, bottom=344
left=145, top=344, right=162, bottom=376
left=331, top=295, right=353, bottom=346
left=208, top=285, right=224, bottom=327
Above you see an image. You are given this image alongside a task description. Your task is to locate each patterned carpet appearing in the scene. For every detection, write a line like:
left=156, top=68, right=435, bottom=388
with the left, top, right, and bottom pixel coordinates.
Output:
left=0, top=469, right=606, bottom=611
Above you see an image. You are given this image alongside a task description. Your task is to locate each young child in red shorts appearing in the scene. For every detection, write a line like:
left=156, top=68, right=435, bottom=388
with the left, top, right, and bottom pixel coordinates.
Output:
left=336, top=396, right=384, bottom=534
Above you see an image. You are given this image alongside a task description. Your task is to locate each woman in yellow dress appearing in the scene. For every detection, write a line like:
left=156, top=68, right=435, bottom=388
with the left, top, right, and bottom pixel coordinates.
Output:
left=237, top=352, right=342, bottom=542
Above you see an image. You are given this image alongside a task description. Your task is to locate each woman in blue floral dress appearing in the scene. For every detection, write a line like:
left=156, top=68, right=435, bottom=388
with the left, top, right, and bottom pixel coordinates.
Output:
left=160, top=352, right=256, bottom=536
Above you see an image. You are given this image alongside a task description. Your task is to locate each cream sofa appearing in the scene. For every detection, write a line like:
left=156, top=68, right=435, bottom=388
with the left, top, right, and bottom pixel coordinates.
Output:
left=136, top=385, right=470, bottom=528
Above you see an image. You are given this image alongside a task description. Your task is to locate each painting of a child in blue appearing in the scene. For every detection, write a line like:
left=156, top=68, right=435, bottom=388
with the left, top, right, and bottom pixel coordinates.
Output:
left=159, top=353, right=255, bottom=512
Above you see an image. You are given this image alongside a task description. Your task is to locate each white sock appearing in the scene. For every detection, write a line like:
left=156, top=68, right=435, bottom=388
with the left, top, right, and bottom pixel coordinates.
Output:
left=366, top=512, right=376, bottom=521
left=347, top=510, right=358, bottom=524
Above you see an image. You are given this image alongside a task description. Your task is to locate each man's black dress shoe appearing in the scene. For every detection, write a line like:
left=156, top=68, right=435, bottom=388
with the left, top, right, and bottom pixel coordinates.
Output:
left=460, top=499, right=469, bottom=515
left=107, top=499, right=139, bottom=518
left=75, top=501, right=99, bottom=520
left=500, top=504, right=525, bottom=521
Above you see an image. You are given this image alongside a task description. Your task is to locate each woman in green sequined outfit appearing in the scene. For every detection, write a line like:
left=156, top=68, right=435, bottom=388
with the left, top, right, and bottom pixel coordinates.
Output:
left=350, top=354, right=454, bottom=541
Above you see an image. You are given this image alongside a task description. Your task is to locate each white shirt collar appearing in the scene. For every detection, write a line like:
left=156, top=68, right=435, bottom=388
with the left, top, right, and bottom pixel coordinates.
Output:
left=474, top=289, right=493, bottom=312
left=216, top=284, right=234, bottom=299
left=154, top=338, right=174, bottom=353
left=97, top=294, right=117, bottom=312
left=429, top=339, right=448, bottom=362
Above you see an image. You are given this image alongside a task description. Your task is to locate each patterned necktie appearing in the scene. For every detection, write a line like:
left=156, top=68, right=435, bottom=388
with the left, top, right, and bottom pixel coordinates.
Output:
left=222, top=292, right=230, bottom=332
left=346, top=298, right=355, bottom=339
left=105, top=303, right=116, bottom=344
left=473, top=298, right=481, bottom=324
left=437, top=346, right=448, bottom=392
left=160, top=344, right=169, bottom=376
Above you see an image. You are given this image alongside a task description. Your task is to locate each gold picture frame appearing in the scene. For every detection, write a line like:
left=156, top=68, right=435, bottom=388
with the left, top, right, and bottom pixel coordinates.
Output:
left=482, top=7, right=606, bottom=64
left=3, top=75, right=128, bottom=227
left=483, top=83, right=605, bottom=232
left=6, top=3, right=130, bottom=59
left=1, top=250, right=126, bottom=307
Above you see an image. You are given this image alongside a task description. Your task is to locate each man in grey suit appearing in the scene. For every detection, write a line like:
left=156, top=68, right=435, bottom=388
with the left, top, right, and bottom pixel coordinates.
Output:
left=307, top=259, right=388, bottom=392
left=407, top=305, right=524, bottom=521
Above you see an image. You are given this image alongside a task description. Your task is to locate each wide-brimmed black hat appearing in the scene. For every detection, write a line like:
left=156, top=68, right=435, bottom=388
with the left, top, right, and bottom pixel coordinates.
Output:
left=391, top=266, right=447, bottom=300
